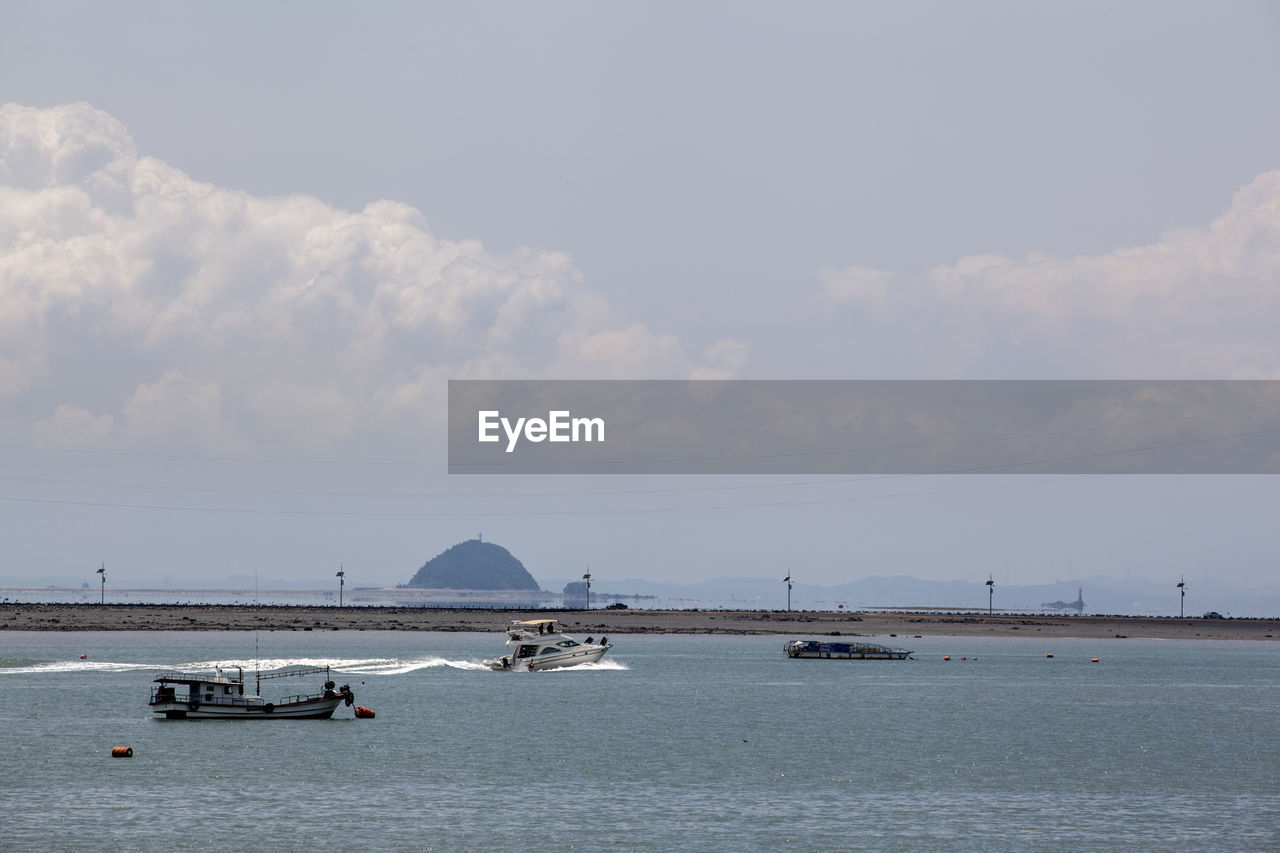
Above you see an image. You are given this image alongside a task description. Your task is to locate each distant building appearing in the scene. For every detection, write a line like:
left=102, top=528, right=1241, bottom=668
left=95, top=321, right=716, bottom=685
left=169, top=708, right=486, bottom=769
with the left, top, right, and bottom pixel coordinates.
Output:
left=1042, top=587, right=1085, bottom=613
left=563, top=581, right=588, bottom=609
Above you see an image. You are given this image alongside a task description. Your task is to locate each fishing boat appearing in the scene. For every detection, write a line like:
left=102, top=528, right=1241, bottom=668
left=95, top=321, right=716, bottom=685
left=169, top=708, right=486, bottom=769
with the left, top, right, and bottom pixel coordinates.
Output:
left=484, top=619, right=611, bottom=671
left=149, top=665, right=354, bottom=719
left=783, top=639, right=913, bottom=660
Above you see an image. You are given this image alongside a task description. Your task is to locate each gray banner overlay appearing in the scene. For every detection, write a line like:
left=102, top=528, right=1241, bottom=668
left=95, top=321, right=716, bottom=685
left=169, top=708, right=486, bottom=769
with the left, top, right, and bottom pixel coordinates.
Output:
left=448, top=380, right=1280, bottom=474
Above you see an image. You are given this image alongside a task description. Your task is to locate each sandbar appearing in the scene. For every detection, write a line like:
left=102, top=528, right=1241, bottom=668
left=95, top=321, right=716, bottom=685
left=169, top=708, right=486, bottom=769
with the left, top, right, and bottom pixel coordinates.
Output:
left=2, top=603, right=1276, bottom=640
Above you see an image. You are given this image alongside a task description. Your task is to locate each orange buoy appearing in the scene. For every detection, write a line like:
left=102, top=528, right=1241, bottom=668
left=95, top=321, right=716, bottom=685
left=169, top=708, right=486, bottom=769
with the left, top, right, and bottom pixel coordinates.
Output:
left=1045, top=653, right=1054, bottom=658
left=354, top=706, right=375, bottom=719
left=111, top=746, right=133, bottom=758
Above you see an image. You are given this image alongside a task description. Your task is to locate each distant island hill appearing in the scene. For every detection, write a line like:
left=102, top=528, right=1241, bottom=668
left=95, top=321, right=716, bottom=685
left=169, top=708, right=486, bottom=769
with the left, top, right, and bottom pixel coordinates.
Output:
left=404, top=539, right=540, bottom=591
left=397, top=538, right=631, bottom=608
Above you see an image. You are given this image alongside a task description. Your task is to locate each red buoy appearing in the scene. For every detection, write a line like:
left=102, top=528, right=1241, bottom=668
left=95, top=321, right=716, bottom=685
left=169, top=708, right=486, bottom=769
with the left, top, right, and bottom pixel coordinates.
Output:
left=111, top=746, right=133, bottom=758
left=80, top=654, right=86, bottom=659
left=1091, top=658, right=1099, bottom=663
left=943, top=655, right=951, bottom=661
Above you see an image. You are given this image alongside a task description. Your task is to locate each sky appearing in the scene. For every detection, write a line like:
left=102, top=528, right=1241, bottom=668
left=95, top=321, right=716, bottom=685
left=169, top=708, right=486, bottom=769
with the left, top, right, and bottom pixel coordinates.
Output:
left=2, top=2, right=1279, bottom=595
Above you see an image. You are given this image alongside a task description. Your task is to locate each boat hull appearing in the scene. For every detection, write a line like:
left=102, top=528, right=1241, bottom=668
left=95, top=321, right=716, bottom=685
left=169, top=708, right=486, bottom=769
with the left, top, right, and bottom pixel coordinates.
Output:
left=486, top=645, right=609, bottom=671
left=150, top=696, right=345, bottom=720
left=784, top=640, right=913, bottom=660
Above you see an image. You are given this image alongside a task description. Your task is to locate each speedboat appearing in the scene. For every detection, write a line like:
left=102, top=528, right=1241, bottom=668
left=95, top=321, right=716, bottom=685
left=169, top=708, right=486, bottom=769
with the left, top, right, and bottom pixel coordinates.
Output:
left=149, top=665, right=354, bottom=719
left=484, top=619, right=611, bottom=671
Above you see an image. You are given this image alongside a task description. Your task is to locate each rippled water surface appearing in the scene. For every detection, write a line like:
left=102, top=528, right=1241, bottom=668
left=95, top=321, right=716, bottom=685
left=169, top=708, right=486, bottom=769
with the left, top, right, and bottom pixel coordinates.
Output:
left=2, top=631, right=1276, bottom=851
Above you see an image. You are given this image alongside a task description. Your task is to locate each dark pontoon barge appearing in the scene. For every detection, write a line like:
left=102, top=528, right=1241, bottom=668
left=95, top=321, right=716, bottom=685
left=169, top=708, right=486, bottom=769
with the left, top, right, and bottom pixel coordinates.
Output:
left=783, top=640, right=913, bottom=660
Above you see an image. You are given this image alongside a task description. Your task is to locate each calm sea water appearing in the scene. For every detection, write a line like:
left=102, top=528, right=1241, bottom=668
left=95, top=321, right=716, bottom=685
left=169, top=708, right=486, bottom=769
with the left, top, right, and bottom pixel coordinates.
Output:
left=1, top=631, right=1276, bottom=852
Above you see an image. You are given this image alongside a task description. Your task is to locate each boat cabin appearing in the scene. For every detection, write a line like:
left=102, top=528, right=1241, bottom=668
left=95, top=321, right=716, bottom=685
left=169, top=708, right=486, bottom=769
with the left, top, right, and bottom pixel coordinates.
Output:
left=151, top=667, right=257, bottom=708
left=514, top=636, right=585, bottom=660
left=489, top=619, right=611, bottom=671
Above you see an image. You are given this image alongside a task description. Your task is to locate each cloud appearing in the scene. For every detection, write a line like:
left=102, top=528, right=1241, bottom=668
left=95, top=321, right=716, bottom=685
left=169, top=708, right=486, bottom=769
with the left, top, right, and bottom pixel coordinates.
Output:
left=819, top=171, right=1280, bottom=378
left=0, top=102, right=744, bottom=452
left=819, top=265, right=897, bottom=307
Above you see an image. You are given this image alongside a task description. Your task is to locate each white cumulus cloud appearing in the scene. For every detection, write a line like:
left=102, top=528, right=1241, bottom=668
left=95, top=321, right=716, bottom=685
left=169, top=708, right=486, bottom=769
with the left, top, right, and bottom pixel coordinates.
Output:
left=819, top=171, right=1280, bottom=378
left=0, top=102, right=744, bottom=453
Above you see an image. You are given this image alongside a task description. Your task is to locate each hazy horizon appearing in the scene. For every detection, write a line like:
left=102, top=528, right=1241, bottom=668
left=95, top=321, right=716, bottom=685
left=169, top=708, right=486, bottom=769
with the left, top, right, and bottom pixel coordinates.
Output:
left=3, top=4, right=1279, bottom=592
left=5, top=564, right=1275, bottom=619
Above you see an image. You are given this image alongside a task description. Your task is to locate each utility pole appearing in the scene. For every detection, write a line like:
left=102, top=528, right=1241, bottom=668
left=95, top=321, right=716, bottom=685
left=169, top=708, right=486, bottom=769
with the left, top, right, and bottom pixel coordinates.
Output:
left=582, top=566, right=592, bottom=610
left=783, top=575, right=793, bottom=611
left=1177, top=576, right=1186, bottom=618
left=986, top=574, right=995, bottom=615
left=336, top=565, right=345, bottom=607
left=96, top=563, right=106, bottom=605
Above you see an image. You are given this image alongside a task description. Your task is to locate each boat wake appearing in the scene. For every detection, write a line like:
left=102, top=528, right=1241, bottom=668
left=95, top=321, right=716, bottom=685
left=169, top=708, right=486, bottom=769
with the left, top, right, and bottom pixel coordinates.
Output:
left=0, top=660, right=160, bottom=675
left=176, top=656, right=491, bottom=675
left=541, top=659, right=629, bottom=672
left=338, top=657, right=491, bottom=674
left=0, top=655, right=622, bottom=677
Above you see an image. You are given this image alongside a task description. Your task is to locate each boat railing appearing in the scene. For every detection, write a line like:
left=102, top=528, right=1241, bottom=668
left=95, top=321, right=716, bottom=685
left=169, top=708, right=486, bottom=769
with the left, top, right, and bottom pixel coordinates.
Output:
left=256, top=666, right=331, bottom=681
left=279, top=686, right=351, bottom=704
left=153, top=671, right=235, bottom=684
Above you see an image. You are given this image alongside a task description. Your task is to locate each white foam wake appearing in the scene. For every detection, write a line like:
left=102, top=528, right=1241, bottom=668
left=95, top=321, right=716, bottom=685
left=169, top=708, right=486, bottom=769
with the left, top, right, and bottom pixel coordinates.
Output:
left=549, top=659, right=629, bottom=672
left=0, top=660, right=160, bottom=675
left=339, top=657, right=491, bottom=674
left=0, top=655, right=620, bottom=677
left=176, top=656, right=494, bottom=675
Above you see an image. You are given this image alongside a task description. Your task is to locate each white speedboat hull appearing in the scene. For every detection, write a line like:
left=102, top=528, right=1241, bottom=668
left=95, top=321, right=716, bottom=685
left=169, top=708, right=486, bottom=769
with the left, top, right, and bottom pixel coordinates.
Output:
left=485, top=620, right=612, bottom=671
left=486, top=644, right=608, bottom=671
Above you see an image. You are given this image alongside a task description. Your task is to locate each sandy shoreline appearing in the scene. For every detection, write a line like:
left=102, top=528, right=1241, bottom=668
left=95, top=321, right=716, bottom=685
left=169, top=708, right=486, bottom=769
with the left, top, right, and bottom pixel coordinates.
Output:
left=2, top=603, right=1277, bottom=640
